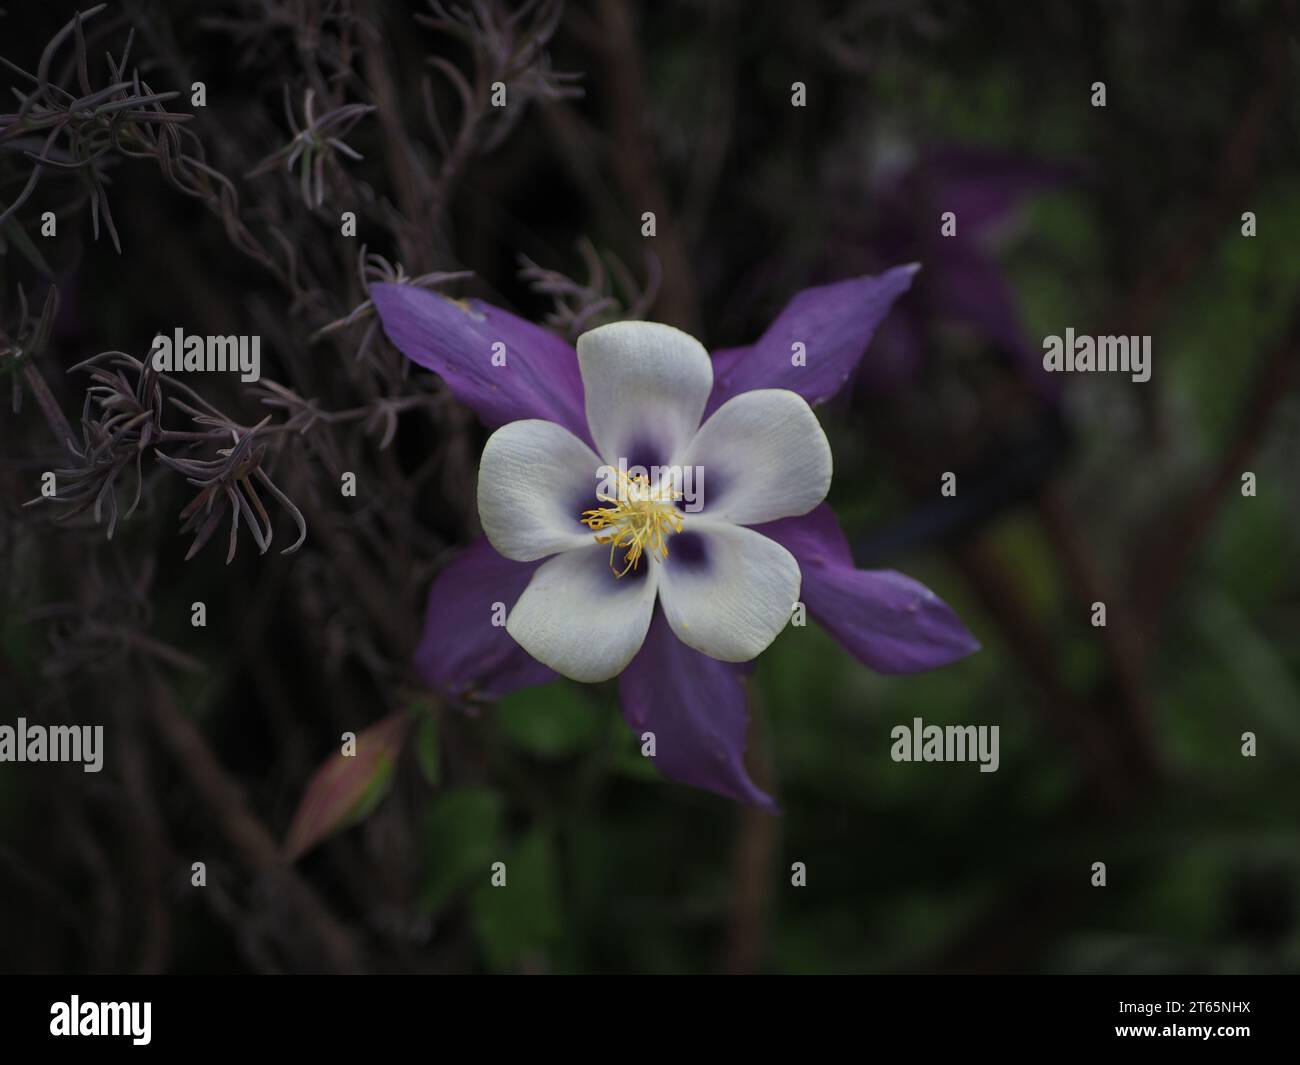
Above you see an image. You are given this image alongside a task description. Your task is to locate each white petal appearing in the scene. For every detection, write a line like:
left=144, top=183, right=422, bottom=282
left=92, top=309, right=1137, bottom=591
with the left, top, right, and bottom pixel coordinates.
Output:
left=676, top=388, right=832, bottom=525
left=577, top=321, right=713, bottom=468
left=477, top=419, right=605, bottom=561
left=657, top=521, right=800, bottom=661
left=507, top=545, right=659, bottom=682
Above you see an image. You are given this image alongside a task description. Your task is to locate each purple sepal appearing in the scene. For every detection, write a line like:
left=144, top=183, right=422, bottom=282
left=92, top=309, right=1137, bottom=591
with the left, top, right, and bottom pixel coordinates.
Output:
left=706, top=263, right=920, bottom=414
left=757, top=504, right=980, bottom=673
left=618, top=609, right=776, bottom=811
left=371, top=283, right=590, bottom=441
left=415, top=537, right=557, bottom=701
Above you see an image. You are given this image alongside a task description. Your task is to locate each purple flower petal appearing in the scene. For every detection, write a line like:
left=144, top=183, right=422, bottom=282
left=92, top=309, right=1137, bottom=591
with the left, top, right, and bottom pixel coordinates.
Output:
left=855, top=303, right=926, bottom=394
left=416, top=537, right=556, bottom=700
left=923, top=146, right=1074, bottom=237
left=931, top=239, right=1060, bottom=401
left=865, top=146, right=1074, bottom=398
left=706, top=263, right=919, bottom=414
left=618, top=609, right=776, bottom=811
left=756, top=504, right=980, bottom=673
left=371, top=283, right=590, bottom=440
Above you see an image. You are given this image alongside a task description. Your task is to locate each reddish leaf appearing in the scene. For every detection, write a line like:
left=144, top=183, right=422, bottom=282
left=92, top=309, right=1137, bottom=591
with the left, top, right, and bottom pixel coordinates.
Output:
left=284, top=713, right=411, bottom=861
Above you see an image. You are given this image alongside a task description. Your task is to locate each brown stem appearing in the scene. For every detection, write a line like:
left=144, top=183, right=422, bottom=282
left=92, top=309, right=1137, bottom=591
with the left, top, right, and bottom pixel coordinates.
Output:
left=949, top=536, right=1147, bottom=811
left=361, top=23, right=434, bottom=271
left=724, top=685, right=777, bottom=974
left=594, top=0, right=698, bottom=332
left=1111, top=15, right=1285, bottom=344
left=142, top=666, right=366, bottom=972
left=1108, top=14, right=1286, bottom=442
left=22, top=361, right=76, bottom=453
left=113, top=691, right=173, bottom=973
left=298, top=489, right=418, bottom=658
left=1131, top=296, right=1300, bottom=638
left=1036, top=485, right=1161, bottom=781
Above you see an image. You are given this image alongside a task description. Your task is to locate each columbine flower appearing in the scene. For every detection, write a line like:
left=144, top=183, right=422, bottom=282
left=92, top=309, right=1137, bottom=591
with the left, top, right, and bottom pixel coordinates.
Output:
left=472, top=319, right=833, bottom=683
left=372, top=264, right=979, bottom=809
left=856, top=145, right=1072, bottom=398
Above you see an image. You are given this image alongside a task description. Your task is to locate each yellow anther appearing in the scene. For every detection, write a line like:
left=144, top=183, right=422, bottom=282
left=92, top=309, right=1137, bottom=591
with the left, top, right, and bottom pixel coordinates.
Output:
left=581, top=471, right=683, bottom=577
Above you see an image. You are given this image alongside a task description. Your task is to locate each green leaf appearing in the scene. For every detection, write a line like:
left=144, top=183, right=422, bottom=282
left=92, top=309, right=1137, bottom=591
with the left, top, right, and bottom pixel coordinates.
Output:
left=470, top=830, right=563, bottom=971
left=608, top=717, right=661, bottom=781
left=1190, top=590, right=1300, bottom=755
left=415, top=711, right=441, bottom=787
left=494, top=681, right=603, bottom=758
left=419, top=787, right=505, bottom=913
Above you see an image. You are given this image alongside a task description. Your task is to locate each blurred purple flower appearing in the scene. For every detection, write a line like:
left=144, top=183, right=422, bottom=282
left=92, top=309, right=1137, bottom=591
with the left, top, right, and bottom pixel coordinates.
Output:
left=372, top=264, right=978, bottom=809
left=861, top=145, right=1073, bottom=400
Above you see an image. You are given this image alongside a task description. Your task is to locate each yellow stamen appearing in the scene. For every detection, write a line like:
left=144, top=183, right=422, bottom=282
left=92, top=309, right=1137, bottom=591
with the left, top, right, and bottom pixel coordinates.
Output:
left=581, top=471, right=683, bottom=577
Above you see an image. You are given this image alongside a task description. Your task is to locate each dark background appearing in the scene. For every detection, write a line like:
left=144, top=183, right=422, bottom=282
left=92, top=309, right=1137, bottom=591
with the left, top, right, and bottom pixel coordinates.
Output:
left=1, top=0, right=1298, bottom=974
